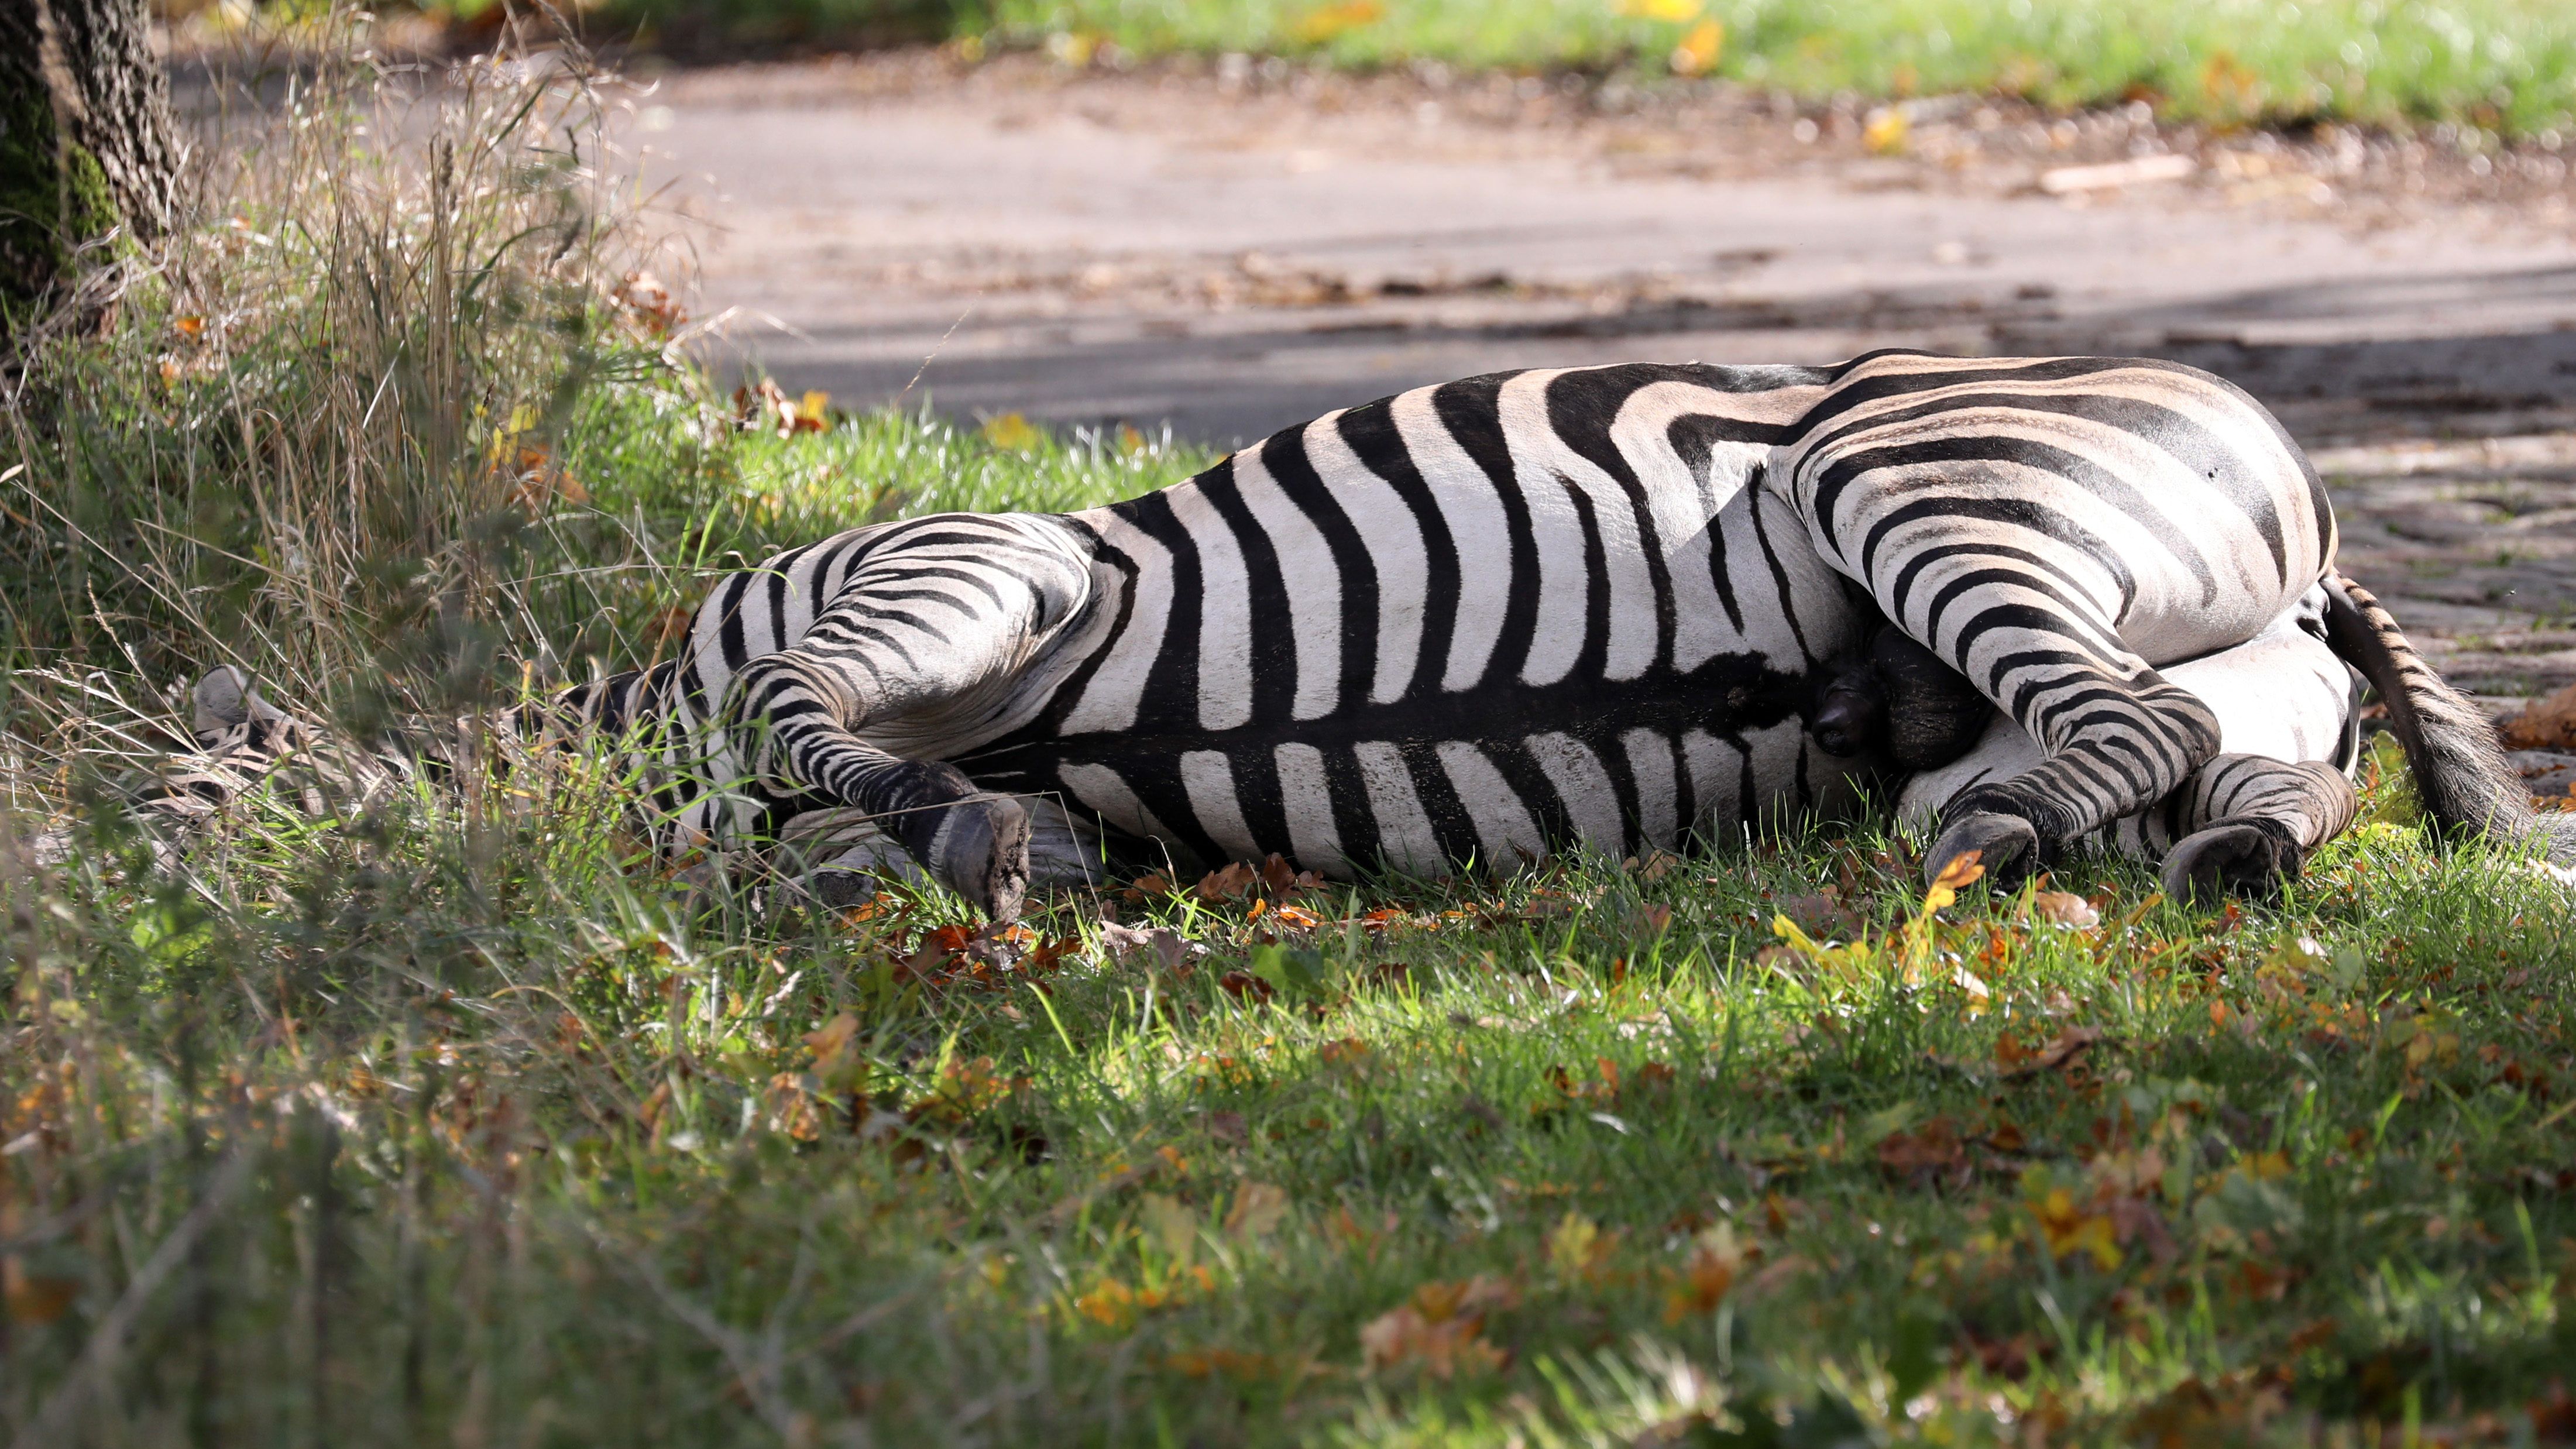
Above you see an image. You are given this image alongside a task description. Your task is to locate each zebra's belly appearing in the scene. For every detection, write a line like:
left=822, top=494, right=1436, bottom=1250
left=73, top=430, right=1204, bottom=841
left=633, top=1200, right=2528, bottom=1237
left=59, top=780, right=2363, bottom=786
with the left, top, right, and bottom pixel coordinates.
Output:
left=957, top=667, right=1873, bottom=877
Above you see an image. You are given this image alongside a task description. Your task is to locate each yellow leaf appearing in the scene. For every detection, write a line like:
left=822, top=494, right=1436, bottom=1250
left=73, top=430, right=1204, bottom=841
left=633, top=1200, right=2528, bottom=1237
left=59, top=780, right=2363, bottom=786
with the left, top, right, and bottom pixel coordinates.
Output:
left=981, top=411, right=1040, bottom=451
left=798, top=390, right=830, bottom=423
left=1669, top=17, right=1724, bottom=75
left=1864, top=108, right=1911, bottom=154
left=1621, top=0, right=1701, bottom=19
left=1142, top=1192, right=1199, bottom=1266
left=1294, top=0, right=1383, bottom=44
left=2241, top=1150, right=2292, bottom=1181
left=1929, top=849, right=1985, bottom=894
left=1546, top=1209, right=1616, bottom=1282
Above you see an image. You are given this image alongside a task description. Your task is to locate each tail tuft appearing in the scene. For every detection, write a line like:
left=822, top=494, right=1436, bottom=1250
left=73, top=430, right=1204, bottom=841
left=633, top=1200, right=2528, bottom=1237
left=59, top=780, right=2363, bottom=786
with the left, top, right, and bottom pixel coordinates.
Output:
left=2321, top=572, right=2571, bottom=864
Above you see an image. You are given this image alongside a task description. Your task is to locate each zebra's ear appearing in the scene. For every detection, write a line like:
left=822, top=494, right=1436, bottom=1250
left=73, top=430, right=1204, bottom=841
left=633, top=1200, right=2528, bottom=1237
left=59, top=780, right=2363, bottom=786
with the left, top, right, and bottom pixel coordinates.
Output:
left=193, top=666, right=288, bottom=737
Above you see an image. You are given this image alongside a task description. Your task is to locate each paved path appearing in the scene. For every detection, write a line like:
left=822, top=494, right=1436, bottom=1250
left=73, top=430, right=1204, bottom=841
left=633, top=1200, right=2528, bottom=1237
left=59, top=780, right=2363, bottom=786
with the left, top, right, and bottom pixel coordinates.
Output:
left=627, top=55, right=2576, bottom=693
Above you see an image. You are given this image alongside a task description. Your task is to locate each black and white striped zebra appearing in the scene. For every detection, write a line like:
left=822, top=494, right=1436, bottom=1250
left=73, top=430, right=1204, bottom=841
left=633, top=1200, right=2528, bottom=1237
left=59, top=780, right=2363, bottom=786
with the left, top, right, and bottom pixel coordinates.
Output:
left=98, top=353, right=2562, bottom=915
left=546, top=351, right=2561, bottom=918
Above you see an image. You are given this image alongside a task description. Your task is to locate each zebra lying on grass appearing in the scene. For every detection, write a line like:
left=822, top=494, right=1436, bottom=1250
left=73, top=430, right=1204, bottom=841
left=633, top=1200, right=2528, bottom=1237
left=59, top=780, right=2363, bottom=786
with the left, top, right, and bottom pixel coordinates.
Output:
left=101, top=353, right=2570, bottom=917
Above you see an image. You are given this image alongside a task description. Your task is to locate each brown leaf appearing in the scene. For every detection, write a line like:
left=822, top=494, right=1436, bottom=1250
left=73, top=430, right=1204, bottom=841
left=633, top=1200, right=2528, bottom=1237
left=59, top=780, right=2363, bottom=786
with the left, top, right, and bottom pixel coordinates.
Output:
left=611, top=270, right=685, bottom=335
left=1194, top=862, right=1258, bottom=902
left=2502, top=681, right=2576, bottom=751
left=1259, top=853, right=1300, bottom=894
left=2032, top=891, right=2101, bottom=928
left=1777, top=892, right=1861, bottom=940
left=2000, top=1025, right=2104, bottom=1079
left=1876, top=1115, right=1967, bottom=1183
left=2105, top=1196, right=2179, bottom=1264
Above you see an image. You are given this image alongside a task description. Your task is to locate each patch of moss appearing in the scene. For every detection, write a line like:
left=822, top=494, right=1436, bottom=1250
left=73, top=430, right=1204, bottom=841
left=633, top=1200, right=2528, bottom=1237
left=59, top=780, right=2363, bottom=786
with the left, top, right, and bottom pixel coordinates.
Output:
left=1, top=85, right=122, bottom=333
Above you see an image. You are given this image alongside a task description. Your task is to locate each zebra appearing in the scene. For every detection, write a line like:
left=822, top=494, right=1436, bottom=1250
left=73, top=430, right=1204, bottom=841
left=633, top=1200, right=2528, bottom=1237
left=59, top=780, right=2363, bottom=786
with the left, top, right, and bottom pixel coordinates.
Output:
left=529, top=351, right=2561, bottom=919
left=89, top=353, right=2561, bottom=917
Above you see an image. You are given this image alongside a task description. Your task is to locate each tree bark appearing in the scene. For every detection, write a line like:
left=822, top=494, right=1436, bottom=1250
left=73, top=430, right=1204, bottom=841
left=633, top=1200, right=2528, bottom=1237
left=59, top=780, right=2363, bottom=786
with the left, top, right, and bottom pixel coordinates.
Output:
left=1, top=0, right=183, bottom=338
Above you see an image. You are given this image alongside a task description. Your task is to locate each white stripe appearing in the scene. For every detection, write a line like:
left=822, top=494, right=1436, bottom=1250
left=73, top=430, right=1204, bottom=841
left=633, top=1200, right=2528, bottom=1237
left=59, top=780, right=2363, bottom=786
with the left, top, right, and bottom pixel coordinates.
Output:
left=1619, top=727, right=1679, bottom=851
left=1180, top=750, right=1260, bottom=862
left=1273, top=743, right=1345, bottom=874
left=1232, top=441, right=1345, bottom=721
left=1301, top=413, right=1429, bottom=705
left=1167, top=485, right=1254, bottom=732
left=1524, top=732, right=1626, bottom=854
left=1354, top=741, right=1445, bottom=875
left=1435, top=740, right=1546, bottom=869
left=1057, top=762, right=1170, bottom=843
left=1390, top=386, right=1517, bottom=694
left=1680, top=729, right=1744, bottom=842
left=1499, top=372, right=1592, bottom=688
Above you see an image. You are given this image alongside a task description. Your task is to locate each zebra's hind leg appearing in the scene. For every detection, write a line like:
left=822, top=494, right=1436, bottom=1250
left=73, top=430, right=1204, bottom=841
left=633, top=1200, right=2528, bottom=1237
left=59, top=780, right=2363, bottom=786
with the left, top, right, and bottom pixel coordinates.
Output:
left=2151, top=757, right=2358, bottom=902
left=778, top=795, right=1104, bottom=910
left=1898, top=601, right=2359, bottom=898
left=1918, top=651, right=2223, bottom=890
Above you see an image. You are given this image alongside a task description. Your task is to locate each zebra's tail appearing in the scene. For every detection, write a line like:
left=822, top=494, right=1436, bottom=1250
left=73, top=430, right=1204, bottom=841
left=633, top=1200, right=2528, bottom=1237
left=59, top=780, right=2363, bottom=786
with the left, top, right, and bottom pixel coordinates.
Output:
left=2319, top=571, right=2576, bottom=864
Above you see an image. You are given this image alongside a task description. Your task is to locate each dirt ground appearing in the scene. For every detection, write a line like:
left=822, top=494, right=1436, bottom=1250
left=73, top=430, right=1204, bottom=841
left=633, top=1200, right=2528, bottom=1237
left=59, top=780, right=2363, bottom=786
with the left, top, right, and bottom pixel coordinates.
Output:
left=621, top=51, right=2576, bottom=699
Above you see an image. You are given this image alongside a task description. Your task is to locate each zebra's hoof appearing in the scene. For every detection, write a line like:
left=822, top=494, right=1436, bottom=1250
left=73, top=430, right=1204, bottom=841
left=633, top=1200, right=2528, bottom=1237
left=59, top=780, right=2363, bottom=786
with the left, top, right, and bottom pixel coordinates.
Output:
left=1926, top=811, right=2039, bottom=892
left=2161, top=820, right=2296, bottom=903
left=931, top=794, right=1033, bottom=923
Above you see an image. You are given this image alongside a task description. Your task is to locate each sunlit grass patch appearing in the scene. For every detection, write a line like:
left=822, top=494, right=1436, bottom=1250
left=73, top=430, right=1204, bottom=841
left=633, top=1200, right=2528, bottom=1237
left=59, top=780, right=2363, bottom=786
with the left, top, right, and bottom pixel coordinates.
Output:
left=979, top=0, right=2576, bottom=139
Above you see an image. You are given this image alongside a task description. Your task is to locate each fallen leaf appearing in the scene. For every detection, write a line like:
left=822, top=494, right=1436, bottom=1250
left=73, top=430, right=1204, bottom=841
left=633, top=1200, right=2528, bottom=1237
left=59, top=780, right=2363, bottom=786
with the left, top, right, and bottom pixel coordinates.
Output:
left=1923, top=850, right=1986, bottom=913
left=1876, top=1116, right=1968, bottom=1184
left=1360, top=1275, right=1517, bottom=1378
left=1778, top=892, right=1861, bottom=940
left=980, top=411, right=1040, bottom=451
left=611, top=270, right=684, bottom=334
left=1668, top=16, right=1723, bottom=74
left=2032, top=891, right=2100, bottom=928
left=1863, top=107, right=1909, bottom=154
left=1998, top=1025, right=2103, bottom=1080
left=1224, top=1181, right=1289, bottom=1239
left=1663, top=1223, right=1746, bottom=1321
left=1195, top=861, right=1258, bottom=902
left=1294, top=0, right=1383, bottom=45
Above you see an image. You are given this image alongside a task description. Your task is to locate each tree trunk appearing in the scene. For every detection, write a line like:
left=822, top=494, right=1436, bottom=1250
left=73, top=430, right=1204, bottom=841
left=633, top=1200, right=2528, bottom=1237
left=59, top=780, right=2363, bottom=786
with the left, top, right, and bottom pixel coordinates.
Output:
left=1, top=0, right=183, bottom=340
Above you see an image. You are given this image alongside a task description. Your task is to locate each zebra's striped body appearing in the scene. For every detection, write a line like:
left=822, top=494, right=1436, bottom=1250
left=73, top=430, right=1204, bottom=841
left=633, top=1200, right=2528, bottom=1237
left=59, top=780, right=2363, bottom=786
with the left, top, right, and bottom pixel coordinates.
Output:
left=570, top=351, right=2369, bottom=912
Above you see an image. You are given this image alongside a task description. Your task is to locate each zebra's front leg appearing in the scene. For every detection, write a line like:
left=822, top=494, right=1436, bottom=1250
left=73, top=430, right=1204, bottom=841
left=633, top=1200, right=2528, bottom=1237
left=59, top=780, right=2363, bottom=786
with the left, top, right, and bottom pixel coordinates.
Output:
left=726, top=651, right=1033, bottom=921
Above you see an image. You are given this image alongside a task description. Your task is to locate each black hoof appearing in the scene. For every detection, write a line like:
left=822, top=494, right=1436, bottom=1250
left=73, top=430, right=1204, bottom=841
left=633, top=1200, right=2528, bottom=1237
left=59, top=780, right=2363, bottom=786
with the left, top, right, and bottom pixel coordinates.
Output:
left=2161, top=820, right=2296, bottom=904
left=808, top=868, right=879, bottom=910
left=1926, top=811, right=2040, bottom=893
left=932, top=795, right=1032, bottom=922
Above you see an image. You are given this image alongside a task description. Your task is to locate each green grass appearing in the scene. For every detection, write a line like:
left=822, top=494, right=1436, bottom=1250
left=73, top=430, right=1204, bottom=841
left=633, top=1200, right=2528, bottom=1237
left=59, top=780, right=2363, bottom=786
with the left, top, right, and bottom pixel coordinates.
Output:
left=981, top=0, right=2576, bottom=136
left=574, top=0, right=2576, bottom=139
left=7, top=25, right=2576, bottom=1449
